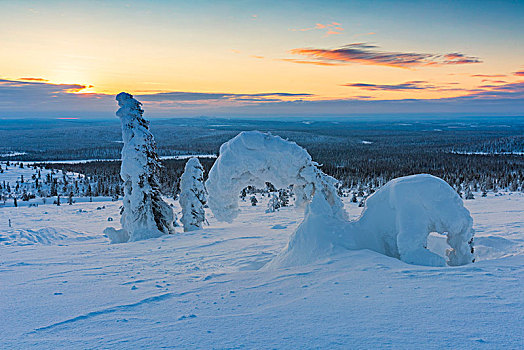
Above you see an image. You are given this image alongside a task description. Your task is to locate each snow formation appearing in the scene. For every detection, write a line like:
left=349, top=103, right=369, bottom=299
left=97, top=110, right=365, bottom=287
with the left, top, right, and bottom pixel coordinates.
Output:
left=104, top=92, right=174, bottom=243
left=206, top=131, right=346, bottom=223
left=179, top=157, right=207, bottom=232
left=272, top=174, right=475, bottom=267
left=207, top=131, right=475, bottom=267
left=349, top=174, right=475, bottom=266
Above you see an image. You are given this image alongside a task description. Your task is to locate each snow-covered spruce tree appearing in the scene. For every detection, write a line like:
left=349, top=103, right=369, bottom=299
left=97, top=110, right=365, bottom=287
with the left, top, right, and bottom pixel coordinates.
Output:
left=266, top=193, right=280, bottom=213
left=179, top=157, right=207, bottom=232
left=104, top=92, right=174, bottom=243
left=464, top=186, right=475, bottom=200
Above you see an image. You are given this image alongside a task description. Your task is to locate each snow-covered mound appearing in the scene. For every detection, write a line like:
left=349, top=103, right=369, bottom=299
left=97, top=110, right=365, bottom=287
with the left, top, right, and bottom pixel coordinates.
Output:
left=351, top=174, right=475, bottom=266
left=206, top=131, right=346, bottom=223
left=0, top=227, right=97, bottom=246
left=271, top=174, right=475, bottom=268
left=208, top=132, right=474, bottom=267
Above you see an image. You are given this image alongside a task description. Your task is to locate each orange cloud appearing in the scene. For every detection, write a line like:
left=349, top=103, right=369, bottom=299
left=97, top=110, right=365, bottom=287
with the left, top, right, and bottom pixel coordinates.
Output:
left=471, top=74, right=506, bottom=78
left=292, top=22, right=344, bottom=35
left=18, top=77, right=49, bottom=82
left=288, top=43, right=482, bottom=68
left=279, top=58, right=344, bottom=66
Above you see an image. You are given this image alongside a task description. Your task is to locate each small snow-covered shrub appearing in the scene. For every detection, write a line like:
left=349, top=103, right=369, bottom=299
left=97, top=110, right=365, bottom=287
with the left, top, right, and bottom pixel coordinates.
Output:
left=266, top=193, right=280, bottom=213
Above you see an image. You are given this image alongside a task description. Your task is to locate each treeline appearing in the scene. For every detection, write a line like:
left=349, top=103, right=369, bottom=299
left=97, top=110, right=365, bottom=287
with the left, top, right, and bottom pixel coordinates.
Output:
left=43, top=158, right=217, bottom=199
left=44, top=149, right=524, bottom=201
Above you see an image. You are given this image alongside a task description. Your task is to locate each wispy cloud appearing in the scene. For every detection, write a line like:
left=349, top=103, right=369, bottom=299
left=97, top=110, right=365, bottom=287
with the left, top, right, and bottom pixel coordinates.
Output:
left=18, top=77, right=49, bottom=82
left=343, top=79, right=524, bottom=98
left=279, top=58, right=343, bottom=66
left=481, top=79, right=507, bottom=84
left=342, top=81, right=436, bottom=91
left=471, top=74, right=507, bottom=78
left=461, top=81, right=524, bottom=100
left=288, top=43, right=482, bottom=68
left=0, top=78, right=93, bottom=96
left=291, top=22, right=344, bottom=36
left=137, top=91, right=313, bottom=103
left=514, top=70, right=524, bottom=76
left=353, top=32, right=376, bottom=38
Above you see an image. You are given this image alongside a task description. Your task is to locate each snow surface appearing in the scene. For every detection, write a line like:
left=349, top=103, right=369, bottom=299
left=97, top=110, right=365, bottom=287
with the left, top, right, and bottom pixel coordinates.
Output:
left=0, top=192, right=523, bottom=348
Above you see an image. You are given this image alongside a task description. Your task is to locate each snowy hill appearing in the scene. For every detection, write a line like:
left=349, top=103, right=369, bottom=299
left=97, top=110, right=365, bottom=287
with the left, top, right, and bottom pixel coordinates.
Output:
left=1, top=191, right=523, bottom=348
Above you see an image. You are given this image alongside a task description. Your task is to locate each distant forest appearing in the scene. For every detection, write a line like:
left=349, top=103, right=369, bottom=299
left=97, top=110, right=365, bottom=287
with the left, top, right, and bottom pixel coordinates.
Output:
left=2, top=117, right=524, bottom=199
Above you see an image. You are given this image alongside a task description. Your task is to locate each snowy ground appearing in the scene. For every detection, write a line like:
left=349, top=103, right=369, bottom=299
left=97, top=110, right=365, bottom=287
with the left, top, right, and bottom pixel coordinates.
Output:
left=1, top=193, right=523, bottom=349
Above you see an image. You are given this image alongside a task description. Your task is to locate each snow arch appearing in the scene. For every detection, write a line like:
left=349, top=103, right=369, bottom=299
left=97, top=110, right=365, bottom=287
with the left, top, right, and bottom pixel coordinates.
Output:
left=206, top=131, right=347, bottom=223
left=207, top=131, right=475, bottom=268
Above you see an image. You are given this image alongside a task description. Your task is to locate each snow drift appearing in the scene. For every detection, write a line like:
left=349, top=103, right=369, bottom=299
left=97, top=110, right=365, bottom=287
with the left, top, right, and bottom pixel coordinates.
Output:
left=0, top=227, right=97, bottom=246
left=207, top=131, right=475, bottom=267
left=104, top=92, right=175, bottom=243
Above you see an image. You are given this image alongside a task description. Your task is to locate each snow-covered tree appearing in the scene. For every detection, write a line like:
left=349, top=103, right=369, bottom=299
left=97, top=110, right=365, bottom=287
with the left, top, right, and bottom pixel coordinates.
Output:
left=278, top=189, right=290, bottom=207
left=179, top=157, right=207, bottom=232
left=464, top=186, right=475, bottom=200
left=104, top=92, right=174, bottom=243
left=266, top=193, right=280, bottom=213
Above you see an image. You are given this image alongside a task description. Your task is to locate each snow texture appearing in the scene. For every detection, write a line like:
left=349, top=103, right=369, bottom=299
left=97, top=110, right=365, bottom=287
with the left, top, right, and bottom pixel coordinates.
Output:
left=104, top=92, right=174, bottom=243
left=0, top=171, right=522, bottom=349
left=207, top=131, right=474, bottom=267
left=179, top=157, right=207, bottom=232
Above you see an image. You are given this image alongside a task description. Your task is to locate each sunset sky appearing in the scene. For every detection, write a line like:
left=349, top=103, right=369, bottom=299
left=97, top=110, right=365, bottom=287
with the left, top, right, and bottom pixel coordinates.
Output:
left=1, top=0, right=523, bottom=118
